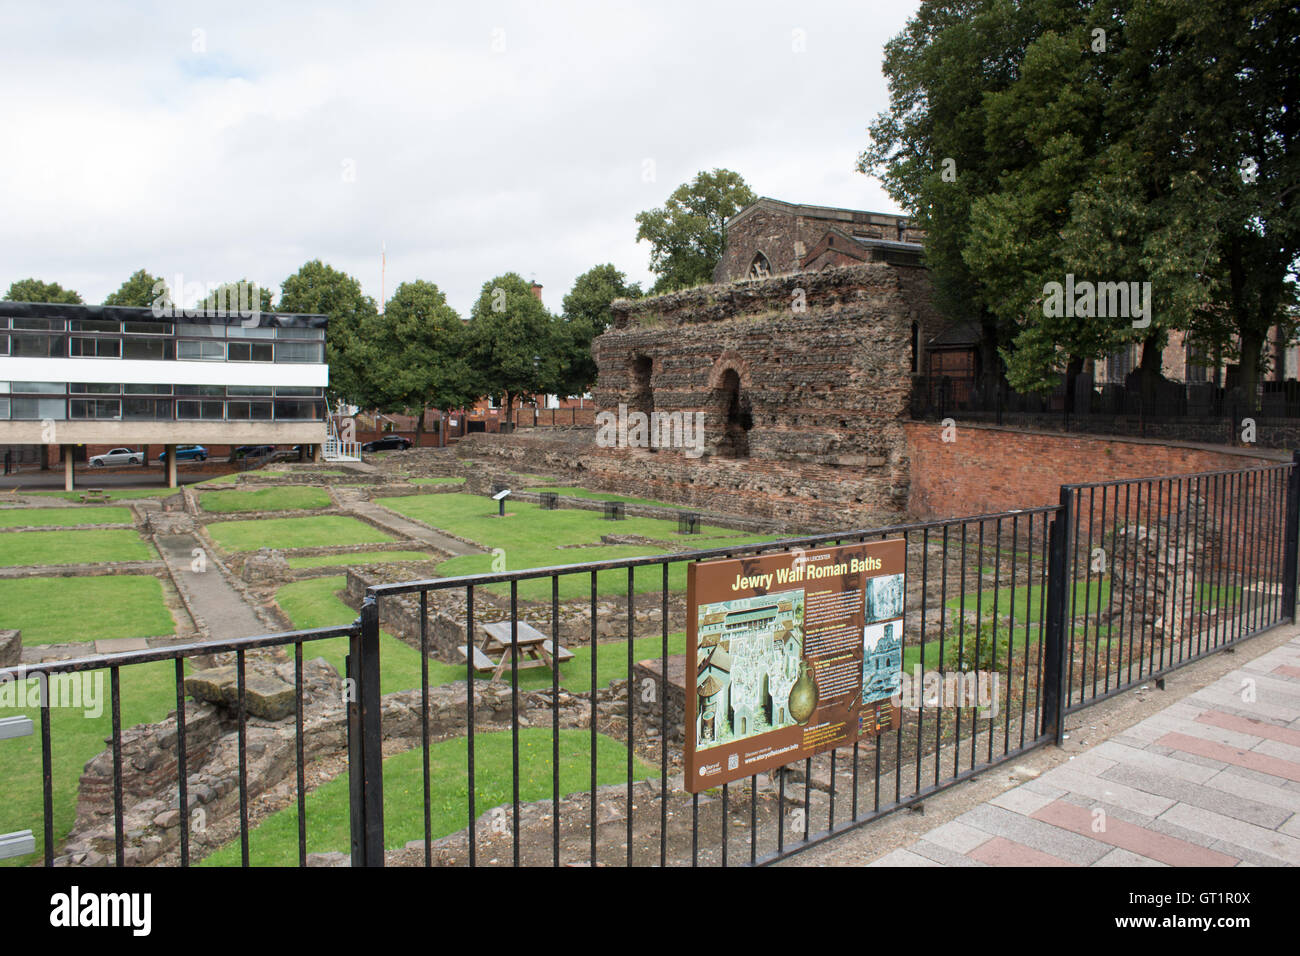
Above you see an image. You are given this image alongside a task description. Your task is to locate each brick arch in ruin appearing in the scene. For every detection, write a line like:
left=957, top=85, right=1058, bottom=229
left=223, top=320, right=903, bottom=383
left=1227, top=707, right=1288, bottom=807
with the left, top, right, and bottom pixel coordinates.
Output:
left=707, top=352, right=754, bottom=459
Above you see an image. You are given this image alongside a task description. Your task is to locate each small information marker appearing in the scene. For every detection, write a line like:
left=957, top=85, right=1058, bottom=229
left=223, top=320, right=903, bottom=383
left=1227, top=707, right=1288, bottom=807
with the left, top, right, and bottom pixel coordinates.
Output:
left=604, top=501, right=625, bottom=521
left=492, top=488, right=511, bottom=517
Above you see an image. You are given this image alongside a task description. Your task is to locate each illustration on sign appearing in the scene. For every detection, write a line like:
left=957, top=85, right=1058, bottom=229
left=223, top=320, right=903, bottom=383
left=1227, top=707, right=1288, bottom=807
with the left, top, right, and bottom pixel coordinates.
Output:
left=685, top=540, right=906, bottom=792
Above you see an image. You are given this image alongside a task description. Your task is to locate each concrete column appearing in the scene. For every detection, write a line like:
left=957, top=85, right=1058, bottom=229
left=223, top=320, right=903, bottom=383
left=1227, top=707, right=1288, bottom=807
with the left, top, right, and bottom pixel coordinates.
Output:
left=62, top=445, right=74, bottom=492
left=312, top=443, right=323, bottom=463
left=165, top=444, right=178, bottom=488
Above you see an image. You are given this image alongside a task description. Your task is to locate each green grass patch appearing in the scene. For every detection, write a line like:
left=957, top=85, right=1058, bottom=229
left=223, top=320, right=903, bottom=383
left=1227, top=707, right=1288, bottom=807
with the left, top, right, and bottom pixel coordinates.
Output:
left=0, top=528, right=153, bottom=567
left=206, top=515, right=393, bottom=552
left=530, top=486, right=680, bottom=509
left=286, top=550, right=434, bottom=569
left=199, top=486, right=332, bottom=513
left=408, top=476, right=465, bottom=486
left=199, top=728, right=654, bottom=865
left=0, top=661, right=178, bottom=867
left=0, top=576, right=174, bottom=644
left=0, top=506, right=133, bottom=527
left=29, top=488, right=172, bottom=502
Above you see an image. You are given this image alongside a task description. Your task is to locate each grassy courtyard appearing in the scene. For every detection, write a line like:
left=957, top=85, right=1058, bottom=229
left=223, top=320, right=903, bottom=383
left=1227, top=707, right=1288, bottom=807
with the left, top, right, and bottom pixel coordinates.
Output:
left=0, top=506, right=134, bottom=527
left=199, top=486, right=332, bottom=513
left=206, top=515, right=394, bottom=552
left=199, top=728, right=655, bottom=866
left=376, top=493, right=776, bottom=601
left=0, top=576, right=175, bottom=644
left=0, top=528, right=154, bottom=567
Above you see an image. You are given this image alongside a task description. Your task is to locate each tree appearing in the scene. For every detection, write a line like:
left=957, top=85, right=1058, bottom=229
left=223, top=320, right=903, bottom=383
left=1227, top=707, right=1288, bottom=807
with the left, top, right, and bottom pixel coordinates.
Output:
left=103, top=269, right=167, bottom=308
left=559, top=264, right=642, bottom=394
left=4, top=279, right=82, bottom=304
left=465, top=273, right=562, bottom=427
left=198, top=279, right=274, bottom=316
left=635, top=169, right=757, bottom=293
left=277, top=260, right=378, bottom=409
left=361, top=281, right=478, bottom=442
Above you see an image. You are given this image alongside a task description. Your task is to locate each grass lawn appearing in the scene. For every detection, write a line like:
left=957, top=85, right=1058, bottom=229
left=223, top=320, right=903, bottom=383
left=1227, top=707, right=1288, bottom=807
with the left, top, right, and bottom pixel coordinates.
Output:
left=376, top=493, right=775, bottom=601
left=0, top=661, right=178, bottom=867
left=0, top=528, right=154, bottom=567
left=286, top=550, right=434, bottom=569
left=0, top=576, right=175, bottom=644
left=199, top=728, right=655, bottom=865
left=206, top=515, right=394, bottom=552
left=0, top=506, right=133, bottom=527
left=199, top=486, right=332, bottom=513
left=408, top=476, right=465, bottom=486
left=530, top=486, right=681, bottom=509
left=29, top=488, right=173, bottom=502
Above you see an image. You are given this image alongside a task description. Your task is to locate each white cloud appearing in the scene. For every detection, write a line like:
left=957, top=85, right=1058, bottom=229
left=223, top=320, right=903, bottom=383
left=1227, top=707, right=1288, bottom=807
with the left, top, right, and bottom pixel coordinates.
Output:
left=0, top=0, right=919, bottom=315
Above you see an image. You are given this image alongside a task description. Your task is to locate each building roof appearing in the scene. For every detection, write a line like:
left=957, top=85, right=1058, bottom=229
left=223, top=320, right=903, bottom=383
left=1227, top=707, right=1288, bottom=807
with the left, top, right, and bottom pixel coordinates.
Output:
left=0, top=300, right=327, bottom=329
left=726, top=196, right=917, bottom=232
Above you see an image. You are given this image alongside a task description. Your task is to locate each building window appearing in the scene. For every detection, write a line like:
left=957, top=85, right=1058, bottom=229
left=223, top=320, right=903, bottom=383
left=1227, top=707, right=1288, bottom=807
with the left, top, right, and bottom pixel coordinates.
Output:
left=176, top=400, right=225, bottom=420
left=1105, top=344, right=1138, bottom=384
left=228, top=341, right=273, bottom=362
left=122, top=337, right=168, bottom=360
left=71, top=398, right=122, bottom=419
left=176, top=385, right=225, bottom=396
left=71, top=383, right=122, bottom=394
left=125, top=383, right=172, bottom=395
left=227, top=401, right=274, bottom=420
left=275, top=342, right=324, bottom=363
left=228, top=325, right=276, bottom=339
left=123, top=398, right=171, bottom=420
left=124, top=321, right=171, bottom=335
left=12, top=317, right=64, bottom=331
left=748, top=252, right=772, bottom=278
left=177, top=339, right=226, bottom=361
left=228, top=385, right=273, bottom=396
left=715, top=368, right=752, bottom=459
left=11, top=334, right=62, bottom=357
left=71, top=319, right=120, bottom=333
left=11, top=397, right=65, bottom=420
left=274, top=398, right=320, bottom=420
left=70, top=336, right=122, bottom=358
left=0, top=398, right=8, bottom=419
left=0, top=335, right=8, bottom=355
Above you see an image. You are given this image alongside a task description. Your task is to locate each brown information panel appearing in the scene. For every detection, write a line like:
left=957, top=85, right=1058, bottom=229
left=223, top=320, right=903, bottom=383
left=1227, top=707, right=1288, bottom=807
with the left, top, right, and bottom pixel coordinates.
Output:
left=685, top=539, right=906, bottom=793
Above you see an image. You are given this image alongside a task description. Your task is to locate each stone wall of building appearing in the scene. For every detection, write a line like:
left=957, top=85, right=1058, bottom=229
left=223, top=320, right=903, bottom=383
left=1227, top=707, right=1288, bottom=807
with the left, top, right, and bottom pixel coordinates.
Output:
left=588, top=263, right=916, bottom=529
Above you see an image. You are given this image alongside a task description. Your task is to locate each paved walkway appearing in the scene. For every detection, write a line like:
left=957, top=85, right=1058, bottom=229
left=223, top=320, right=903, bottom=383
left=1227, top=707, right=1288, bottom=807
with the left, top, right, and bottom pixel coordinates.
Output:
left=872, top=632, right=1300, bottom=867
left=335, top=493, right=484, bottom=556
left=156, top=533, right=269, bottom=641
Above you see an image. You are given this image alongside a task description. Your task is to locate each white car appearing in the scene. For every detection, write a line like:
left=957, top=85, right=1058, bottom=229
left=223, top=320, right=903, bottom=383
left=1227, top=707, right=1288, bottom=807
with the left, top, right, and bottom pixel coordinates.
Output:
left=89, top=447, right=143, bottom=467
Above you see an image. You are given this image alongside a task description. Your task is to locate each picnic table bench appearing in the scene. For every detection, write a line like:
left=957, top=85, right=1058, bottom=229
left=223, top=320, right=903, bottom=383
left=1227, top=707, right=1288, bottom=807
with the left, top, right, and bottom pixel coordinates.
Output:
left=79, top=488, right=112, bottom=503
left=458, top=620, right=574, bottom=682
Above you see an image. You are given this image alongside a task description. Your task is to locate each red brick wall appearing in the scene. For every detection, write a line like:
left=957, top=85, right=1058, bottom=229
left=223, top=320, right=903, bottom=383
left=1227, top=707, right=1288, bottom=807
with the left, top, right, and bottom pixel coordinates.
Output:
left=904, top=421, right=1287, bottom=519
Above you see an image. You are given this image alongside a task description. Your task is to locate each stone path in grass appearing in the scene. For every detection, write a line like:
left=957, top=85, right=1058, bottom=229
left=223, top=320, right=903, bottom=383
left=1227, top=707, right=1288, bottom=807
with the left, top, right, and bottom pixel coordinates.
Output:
left=872, top=631, right=1300, bottom=867
left=334, top=491, right=484, bottom=557
left=156, top=533, right=269, bottom=642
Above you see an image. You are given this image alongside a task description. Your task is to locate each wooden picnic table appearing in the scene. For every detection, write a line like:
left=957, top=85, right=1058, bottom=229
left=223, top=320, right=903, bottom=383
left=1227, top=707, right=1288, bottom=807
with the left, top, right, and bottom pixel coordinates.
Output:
left=458, top=620, right=573, bottom=682
left=79, top=487, right=112, bottom=503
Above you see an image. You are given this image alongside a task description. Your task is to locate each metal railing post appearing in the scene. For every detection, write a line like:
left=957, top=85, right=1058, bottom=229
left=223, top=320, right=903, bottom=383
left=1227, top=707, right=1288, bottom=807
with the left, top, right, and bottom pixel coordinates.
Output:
left=1041, top=488, right=1072, bottom=744
left=348, top=595, right=385, bottom=866
left=1282, top=451, right=1300, bottom=620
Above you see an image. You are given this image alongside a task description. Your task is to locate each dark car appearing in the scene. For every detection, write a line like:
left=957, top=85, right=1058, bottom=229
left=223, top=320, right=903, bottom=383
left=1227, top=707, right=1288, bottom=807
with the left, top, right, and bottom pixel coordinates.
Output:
left=233, top=444, right=276, bottom=459
left=362, top=435, right=413, bottom=452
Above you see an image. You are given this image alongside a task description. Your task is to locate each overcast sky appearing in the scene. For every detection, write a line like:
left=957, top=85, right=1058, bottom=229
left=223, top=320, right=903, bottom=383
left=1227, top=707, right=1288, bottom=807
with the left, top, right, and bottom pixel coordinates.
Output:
left=0, top=1, right=921, bottom=318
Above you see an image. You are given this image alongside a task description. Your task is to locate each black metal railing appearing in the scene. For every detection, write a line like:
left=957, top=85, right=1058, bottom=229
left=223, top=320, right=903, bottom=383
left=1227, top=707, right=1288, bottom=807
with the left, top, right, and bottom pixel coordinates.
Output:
left=6, top=456, right=1297, bottom=867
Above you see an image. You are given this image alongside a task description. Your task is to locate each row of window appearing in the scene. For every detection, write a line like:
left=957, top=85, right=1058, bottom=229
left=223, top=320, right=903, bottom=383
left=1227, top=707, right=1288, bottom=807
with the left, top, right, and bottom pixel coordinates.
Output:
left=0, top=317, right=324, bottom=339
left=0, top=333, right=323, bottom=363
left=0, top=397, right=321, bottom=422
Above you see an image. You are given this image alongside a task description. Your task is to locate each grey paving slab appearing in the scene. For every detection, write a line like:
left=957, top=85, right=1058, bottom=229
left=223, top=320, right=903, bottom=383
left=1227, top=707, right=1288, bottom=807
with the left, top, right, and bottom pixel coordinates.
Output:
left=1201, top=767, right=1300, bottom=813
left=1091, top=740, right=1221, bottom=783
left=1093, top=847, right=1167, bottom=867
left=959, top=804, right=1112, bottom=865
left=1158, top=803, right=1300, bottom=865
left=921, top=820, right=994, bottom=854
left=1037, top=767, right=1176, bottom=818
left=910, top=840, right=986, bottom=867
left=1100, top=764, right=1291, bottom=828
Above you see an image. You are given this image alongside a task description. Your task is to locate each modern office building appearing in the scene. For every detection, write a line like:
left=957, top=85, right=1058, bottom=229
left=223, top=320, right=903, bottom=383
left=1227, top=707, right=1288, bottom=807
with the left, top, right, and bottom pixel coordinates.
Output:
left=0, top=301, right=329, bottom=488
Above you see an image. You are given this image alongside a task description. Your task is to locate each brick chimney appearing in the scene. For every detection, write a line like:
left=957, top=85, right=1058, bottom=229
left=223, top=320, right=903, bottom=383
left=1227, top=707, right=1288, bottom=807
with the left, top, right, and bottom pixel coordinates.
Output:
left=530, top=282, right=543, bottom=302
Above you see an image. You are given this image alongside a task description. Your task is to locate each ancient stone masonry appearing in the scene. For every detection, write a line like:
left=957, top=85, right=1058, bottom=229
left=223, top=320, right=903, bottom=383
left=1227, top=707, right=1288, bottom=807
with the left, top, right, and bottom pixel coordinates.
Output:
left=587, top=263, right=920, bottom=529
left=1097, top=493, right=1224, bottom=649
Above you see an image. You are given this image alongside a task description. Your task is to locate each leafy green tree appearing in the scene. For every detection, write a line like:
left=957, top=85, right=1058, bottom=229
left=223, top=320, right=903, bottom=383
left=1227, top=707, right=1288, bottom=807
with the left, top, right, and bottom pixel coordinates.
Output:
left=559, top=264, right=642, bottom=394
left=103, top=269, right=167, bottom=308
left=4, top=279, right=83, bottom=304
left=198, top=279, right=274, bottom=316
left=465, top=273, right=562, bottom=427
left=362, top=281, right=478, bottom=442
left=277, top=260, right=378, bottom=409
left=635, top=169, right=757, bottom=293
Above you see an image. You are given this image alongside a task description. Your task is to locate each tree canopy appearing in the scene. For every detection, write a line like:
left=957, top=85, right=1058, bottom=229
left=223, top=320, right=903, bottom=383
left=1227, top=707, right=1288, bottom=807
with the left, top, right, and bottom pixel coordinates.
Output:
left=635, top=169, right=757, bottom=293
left=277, top=260, right=378, bottom=408
left=3, top=278, right=83, bottom=304
left=465, top=273, right=562, bottom=425
left=103, top=269, right=167, bottom=308
left=558, top=264, right=642, bottom=394
left=861, top=0, right=1299, bottom=405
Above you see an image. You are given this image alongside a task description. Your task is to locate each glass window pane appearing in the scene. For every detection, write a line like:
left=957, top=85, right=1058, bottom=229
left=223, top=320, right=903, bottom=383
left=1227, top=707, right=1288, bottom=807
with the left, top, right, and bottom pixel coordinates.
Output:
left=124, top=383, right=172, bottom=395
left=11, top=382, right=63, bottom=394
left=176, top=385, right=224, bottom=396
left=227, top=385, right=273, bottom=396
left=70, top=319, right=120, bottom=333
left=177, top=339, right=225, bottom=361
left=122, top=337, right=167, bottom=360
left=0, top=398, right=8, bottom=419
left=12, top=397, right=65, bottom=419
left=70, top=383, right=122, bottom=394
left=124, top=321, right=172, bottom=335
left=274, top=398, right=320, bottom=420
left=275, top=342, right=323, bottom=363
left=227, top=325, right=276, bottom=339
left=12, top=317, right=65, bottom=331
left=176, top=323, right=225, bottom=338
